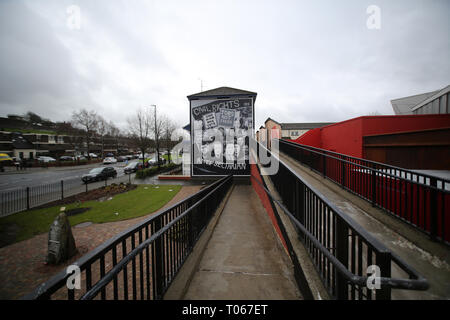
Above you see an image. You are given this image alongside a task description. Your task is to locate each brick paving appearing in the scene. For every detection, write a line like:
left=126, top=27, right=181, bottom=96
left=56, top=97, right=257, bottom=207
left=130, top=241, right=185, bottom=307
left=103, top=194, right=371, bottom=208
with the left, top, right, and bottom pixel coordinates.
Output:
left=0, top=185, right=202, bottom=300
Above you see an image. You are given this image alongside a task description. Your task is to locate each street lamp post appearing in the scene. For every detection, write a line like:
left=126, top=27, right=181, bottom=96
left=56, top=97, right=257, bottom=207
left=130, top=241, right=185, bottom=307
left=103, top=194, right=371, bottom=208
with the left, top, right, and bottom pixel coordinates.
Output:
left=149, top=104, right=160, bottom=170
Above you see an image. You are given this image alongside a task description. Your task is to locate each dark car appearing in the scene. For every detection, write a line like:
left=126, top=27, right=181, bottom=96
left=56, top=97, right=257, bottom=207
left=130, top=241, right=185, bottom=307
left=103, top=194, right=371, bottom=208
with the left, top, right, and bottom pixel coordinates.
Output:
left=60, top=156, right=74, bottom=161
left=124, top=161, right=143, bottom=174
left=117, top=156, right=127, bottom=162
left=82, top=167, right=117, bottom=183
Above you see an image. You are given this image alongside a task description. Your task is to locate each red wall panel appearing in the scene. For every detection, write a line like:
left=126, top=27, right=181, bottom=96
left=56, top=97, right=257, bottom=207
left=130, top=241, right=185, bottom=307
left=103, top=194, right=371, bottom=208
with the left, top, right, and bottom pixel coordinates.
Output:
left=362, top=114, right=450, bottom=136
left=293, top=114, right=450, bottom=158
left=292, top=127, right=322, bottom=148
left=321, top=118, right=364, bottom=157
left=250, top=163, right=288, bottom=251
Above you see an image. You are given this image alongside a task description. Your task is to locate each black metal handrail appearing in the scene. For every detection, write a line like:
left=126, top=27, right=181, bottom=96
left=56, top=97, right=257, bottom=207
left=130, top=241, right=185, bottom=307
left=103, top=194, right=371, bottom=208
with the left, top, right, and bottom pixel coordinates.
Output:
left=80, top=175, right=232, bottom=300
left=282, top=139, right=450, bottom=188
left=23, top=175, right=233, bottom=300
left=254, top=141, right=429, bottom=299
left=277, top=139, right=450, bottom=244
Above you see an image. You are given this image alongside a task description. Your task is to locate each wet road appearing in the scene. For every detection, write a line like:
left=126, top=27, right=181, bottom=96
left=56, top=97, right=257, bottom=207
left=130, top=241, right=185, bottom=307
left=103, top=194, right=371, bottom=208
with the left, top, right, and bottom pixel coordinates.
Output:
left=0, top=162, right=130, bottom=191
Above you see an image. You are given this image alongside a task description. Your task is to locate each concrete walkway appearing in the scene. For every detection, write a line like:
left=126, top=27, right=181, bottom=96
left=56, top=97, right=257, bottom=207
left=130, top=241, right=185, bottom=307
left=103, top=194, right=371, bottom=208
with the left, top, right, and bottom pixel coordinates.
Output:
left=183, top=184, right=302, bottom=300
left=278, top=151, right=450, bottom=300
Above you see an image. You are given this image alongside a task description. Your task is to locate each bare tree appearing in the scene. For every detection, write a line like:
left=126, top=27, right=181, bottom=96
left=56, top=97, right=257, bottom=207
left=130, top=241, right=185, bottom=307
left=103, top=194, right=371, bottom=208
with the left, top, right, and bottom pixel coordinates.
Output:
left=161, top=115, right=178, bottom=164
left=107, top=121, right=121, bottom=154
left=96, top=116, right=108, bottom=159
left=127, top=108, right=152, bottom=169
left=71, top=109, right=98, bottom=159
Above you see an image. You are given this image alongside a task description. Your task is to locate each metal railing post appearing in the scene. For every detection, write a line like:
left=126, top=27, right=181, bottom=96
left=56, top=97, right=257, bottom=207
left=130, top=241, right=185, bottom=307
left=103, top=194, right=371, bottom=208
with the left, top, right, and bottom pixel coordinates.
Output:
left=371, top=168, right=377, bottom=207
left=154, top=216, right=164, bottom=299
left=376, top=251, right=392, bottom=300
left=335, top=217, right=349, bottom=299
left=61, top=180, right=64, bottom=200
left=26, top=187, right=30, bottom=210
left=429, top=178, right=438, bottom=240
left=295, top=180, right=305, bottom=240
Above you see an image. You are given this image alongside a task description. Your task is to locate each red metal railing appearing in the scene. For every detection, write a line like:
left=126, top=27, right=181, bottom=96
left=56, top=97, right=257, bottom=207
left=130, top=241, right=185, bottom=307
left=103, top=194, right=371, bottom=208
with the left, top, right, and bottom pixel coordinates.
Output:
left=278, top=139, right=450, bottom=245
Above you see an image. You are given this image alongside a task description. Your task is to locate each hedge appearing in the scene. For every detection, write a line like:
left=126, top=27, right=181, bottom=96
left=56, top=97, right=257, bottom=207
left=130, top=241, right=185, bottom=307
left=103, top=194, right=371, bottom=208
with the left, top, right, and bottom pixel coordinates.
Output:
left=135, top=162, right=180, bottom=179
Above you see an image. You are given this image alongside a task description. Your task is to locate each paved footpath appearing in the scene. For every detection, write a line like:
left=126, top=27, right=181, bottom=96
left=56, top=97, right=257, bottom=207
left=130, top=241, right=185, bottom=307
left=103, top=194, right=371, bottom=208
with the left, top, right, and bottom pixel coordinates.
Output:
left=0, top=185, right=201, bottom=300
left=183, top=184, right=302, bottom=300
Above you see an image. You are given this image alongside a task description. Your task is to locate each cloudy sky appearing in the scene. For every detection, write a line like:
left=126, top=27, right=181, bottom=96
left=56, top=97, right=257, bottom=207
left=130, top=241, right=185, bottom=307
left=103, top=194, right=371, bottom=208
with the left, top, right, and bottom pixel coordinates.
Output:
left=0, top=0, right=448, bottom=130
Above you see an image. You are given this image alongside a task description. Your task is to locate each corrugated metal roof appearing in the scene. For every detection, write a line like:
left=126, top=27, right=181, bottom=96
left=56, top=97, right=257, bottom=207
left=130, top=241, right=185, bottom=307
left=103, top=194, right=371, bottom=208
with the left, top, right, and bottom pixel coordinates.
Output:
left=411, top=85, right=450, bottom=111
left=390, top=88, right=442, bottom=115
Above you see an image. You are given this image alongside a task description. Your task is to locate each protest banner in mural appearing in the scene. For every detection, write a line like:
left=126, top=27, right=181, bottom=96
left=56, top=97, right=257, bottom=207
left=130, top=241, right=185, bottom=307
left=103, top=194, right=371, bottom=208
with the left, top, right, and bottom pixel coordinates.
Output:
left=190, top=98, right=254, bottom=176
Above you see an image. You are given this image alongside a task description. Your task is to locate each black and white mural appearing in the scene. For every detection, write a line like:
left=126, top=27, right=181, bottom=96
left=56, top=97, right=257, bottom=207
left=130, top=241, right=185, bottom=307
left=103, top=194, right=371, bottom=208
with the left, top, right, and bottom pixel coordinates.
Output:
left=190, top=98, right=254, bottom=176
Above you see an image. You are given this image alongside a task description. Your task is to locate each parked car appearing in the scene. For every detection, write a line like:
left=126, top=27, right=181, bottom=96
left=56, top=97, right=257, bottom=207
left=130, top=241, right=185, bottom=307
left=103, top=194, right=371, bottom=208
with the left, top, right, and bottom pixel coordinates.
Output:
left=75, top=155, right=87, bottom=161
left=88, top=153, right=98, bottom=158
left=137, top=153, right=151, bottom=160
left=82, top=167, right=117, bottom=183
left=147, top=157, right=166, bottom=167
left=117, top=156, right=127, bottom=162
left=38, top=156, right=56, bottom=163
left=0, top=153, right=13, bottom=165
left=103, top=157, right=117, bottom=164
left=60, top=156, right=74, bottom=161
left=124, top=161, right=144, bottom=174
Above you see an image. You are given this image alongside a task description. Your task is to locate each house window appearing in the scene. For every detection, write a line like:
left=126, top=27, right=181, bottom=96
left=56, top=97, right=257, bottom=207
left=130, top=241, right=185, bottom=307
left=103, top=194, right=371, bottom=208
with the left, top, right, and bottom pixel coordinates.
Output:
left=48, top=135, right=56, bottom=143
left=58, top=136, right=64, bottom=143
left=291, top=131, right=298, bottom=136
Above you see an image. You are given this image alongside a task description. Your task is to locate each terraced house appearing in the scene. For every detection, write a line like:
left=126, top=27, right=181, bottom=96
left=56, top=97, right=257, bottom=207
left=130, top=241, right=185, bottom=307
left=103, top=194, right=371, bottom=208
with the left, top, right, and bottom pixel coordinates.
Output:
left=0, top=116, right=130, bottom=159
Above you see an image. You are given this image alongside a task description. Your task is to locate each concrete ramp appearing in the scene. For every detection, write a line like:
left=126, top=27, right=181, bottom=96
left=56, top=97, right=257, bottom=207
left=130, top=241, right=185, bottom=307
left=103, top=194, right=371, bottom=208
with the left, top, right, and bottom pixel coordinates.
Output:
left=182, top=184, right=302, bottom=300
left=278, top=151, right=450, bottom=299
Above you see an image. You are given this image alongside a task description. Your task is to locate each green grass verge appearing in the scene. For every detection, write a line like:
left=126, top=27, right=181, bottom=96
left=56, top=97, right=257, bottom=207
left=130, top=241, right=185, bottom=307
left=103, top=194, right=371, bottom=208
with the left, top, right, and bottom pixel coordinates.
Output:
left=0, top=184, right=181, bottom=245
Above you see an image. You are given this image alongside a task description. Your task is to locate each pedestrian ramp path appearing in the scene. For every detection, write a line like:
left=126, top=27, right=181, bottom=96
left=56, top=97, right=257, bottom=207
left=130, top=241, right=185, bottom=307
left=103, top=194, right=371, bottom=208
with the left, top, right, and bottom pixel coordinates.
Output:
left=181, top=184, right=302, bottom=300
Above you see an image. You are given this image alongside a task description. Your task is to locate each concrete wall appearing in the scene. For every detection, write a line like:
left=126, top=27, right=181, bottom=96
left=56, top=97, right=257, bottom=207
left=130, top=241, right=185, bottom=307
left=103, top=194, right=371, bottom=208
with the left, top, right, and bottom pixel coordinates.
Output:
left=264, top=119, right=281, bottom=149
left=14, top=149, right=36, bottom=159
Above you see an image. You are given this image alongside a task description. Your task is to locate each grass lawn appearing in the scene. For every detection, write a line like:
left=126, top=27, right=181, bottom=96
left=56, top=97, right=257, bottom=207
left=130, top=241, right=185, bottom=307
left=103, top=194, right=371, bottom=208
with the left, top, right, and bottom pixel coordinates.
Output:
left=0, top=184, right=181, bottom=245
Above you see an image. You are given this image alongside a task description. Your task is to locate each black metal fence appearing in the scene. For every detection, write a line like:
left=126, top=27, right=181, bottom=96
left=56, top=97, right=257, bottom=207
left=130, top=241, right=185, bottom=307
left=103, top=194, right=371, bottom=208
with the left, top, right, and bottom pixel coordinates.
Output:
left=23, top=175, right=232, bottom=300
left=255, top=141, right=428, bottom=300
left=278, top=139, right=450, bottom=245
left=0, top=174, right=133, bottom=217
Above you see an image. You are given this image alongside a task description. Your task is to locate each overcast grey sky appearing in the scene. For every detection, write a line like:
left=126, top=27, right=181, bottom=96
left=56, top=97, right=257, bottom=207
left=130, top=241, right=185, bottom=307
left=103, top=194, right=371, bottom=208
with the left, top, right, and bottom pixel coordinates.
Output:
left=0, top=0, right=448, bottom=130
